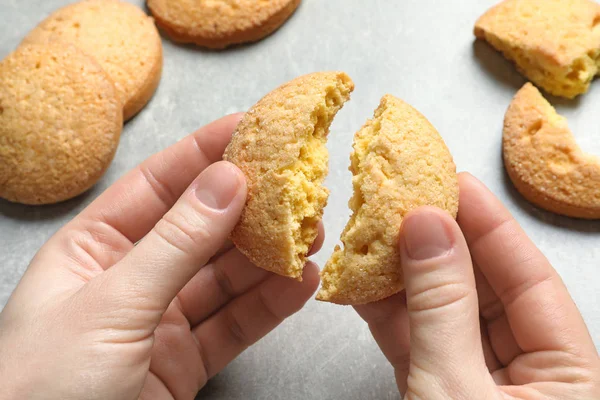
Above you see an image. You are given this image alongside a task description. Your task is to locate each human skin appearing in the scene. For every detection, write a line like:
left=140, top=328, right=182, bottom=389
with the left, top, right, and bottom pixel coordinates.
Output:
left=0, top=114, right=598, bottom=399
left=0, top=114, right=323, bottom=400
left=355, top=174, right=600, bottom=399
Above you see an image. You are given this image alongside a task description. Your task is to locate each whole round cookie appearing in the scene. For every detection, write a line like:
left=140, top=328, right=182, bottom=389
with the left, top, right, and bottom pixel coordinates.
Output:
left=22, top=0, right=163, bottom=121
left=0, top=42, right=122, bottom=205
left=503, top=83, right=600, bottom=219
left=317, top=95, right=459, bottom=305
left=224, top=72, right=354, bottom=279
left=147, top=0, right=301, bottom=49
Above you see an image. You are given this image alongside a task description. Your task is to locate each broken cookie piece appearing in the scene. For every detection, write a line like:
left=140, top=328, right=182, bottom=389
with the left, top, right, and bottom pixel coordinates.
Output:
left=317, top=95, right=459, bottom=305
left=503, top=83, right=600, bottom=219
left=475, top=0, right=600, bottom=98
left=224, top=71, right=354, bottom=279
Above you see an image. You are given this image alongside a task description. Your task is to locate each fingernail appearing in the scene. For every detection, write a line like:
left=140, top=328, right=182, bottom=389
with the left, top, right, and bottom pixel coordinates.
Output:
left=195, top=162, right=242, bottom=210
left=402, top=210, right=453, bottom=260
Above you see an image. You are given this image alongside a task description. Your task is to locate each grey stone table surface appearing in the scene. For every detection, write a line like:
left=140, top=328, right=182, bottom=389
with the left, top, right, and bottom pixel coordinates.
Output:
left=1, top=0, right=599, bottom=399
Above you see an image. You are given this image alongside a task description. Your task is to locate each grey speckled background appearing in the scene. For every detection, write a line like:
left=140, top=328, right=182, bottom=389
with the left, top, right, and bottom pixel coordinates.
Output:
left=1, top=1, right=599, bottom=399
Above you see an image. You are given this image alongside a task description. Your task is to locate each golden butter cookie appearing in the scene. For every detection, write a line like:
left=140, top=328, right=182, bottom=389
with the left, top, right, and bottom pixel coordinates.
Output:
left=147, top=0, right=301, bottom=49
left=23, top=0, right=163, bottom=121
left=503, top=83, right=600, bottom=219
left=474, top=0, right=600, bottom=98
left=0, top=42, right=122, bottom=205
left=224, top=72, right=354, bottom=279
left=317, top=95, right=459, bottom=305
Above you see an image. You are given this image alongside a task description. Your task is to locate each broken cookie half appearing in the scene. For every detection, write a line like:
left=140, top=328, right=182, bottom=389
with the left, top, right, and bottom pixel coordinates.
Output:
left=317, top=95, right=459, bottom=305
left=503, top=83, right=600, bottom=219
left=224, top=71, right=354, bottom=280
left=475, top=0, right=600, bottom=98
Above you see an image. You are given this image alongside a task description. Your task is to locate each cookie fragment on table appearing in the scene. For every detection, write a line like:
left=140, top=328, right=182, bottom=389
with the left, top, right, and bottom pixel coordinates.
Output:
left=503, top=83, right=600, bottom=219
left=474, top=0, right=600, bottom=98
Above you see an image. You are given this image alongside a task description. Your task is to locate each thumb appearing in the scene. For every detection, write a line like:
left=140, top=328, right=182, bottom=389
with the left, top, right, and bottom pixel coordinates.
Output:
left=399, top=207, right=492, bottom=397
left=90, top=161, right=247, bottom=318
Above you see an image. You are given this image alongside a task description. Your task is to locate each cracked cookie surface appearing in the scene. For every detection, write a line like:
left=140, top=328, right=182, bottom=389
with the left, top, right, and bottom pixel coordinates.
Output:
left=317, top=95, right=459, bottom=305
left=475, top=0, right=600, bottom=98
left=503, top=83, right=600, bottom=219
left=224, top=72, right=354, bottom=279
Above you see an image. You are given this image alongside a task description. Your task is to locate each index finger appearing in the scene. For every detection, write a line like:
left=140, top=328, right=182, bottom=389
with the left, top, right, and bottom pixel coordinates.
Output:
left=74, top=113, right=244, bottom=245
left=457, top=173, right=597, bottom=357
left=17, top=114, right=245, bottom=298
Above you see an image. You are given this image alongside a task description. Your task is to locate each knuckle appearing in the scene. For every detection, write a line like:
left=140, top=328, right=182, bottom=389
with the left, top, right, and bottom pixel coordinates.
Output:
left=479, top=297, right=505, bottom=322
left=404, top=389, right=426, bottom=400
left=153, top=208, right=213, bottom=256
left=408, top=280, right=472, bottom=314
left=256, top=288, right=283, bottom=324
left=138, top=163, right=179, bottom=209
left=405, top=361, right=451, bottom=400
left=389, top=351, right=411, bottom=374
left=193, top=337, right=211, bottom=386
left=224, top=308, right=252, bottom=348
left=212, top=264, right=236, bottom=299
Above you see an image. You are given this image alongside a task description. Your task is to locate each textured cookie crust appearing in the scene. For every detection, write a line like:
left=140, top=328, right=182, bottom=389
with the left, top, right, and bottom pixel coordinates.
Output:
left=147, top=0, right=301, bottom=49
left=475, top=0, right=600, bottom=98
left=317, top=95, right=459, bottom=305
left=23, top=0, right=163, bottom=121
left=0, top=43, right=122, bottom=205
left=503, top=83, right=600, bottom=219
left=224, top=72, right=354, bottom=279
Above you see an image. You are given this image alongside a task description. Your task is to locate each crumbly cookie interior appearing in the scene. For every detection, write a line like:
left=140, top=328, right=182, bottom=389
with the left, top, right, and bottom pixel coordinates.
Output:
left=317, top=95, right=459, bottom=304
left=283, top=85, right=352, bottom=277
left=479, top=30, right=599, bottom=99
left=474, top=0, right=600, bottom=99
left=317, top=103, right=385, bottom=300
